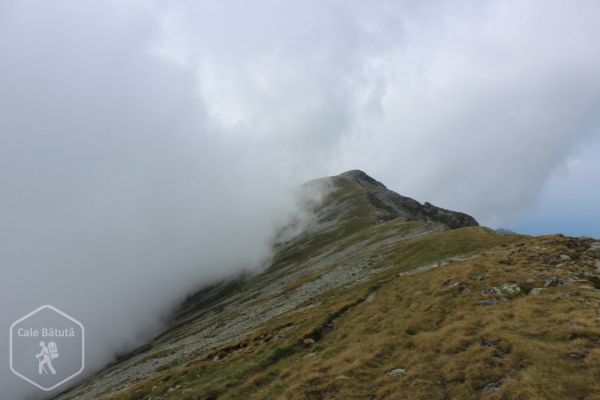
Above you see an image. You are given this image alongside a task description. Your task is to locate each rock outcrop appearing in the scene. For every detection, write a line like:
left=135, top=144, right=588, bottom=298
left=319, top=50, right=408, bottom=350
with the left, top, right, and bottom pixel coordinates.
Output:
left=331, top=169, right=478, bottom=228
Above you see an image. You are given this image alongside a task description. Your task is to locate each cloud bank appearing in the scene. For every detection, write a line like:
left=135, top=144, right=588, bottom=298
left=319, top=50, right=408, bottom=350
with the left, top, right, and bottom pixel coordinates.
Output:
left=1, top=1, right=600, bottom=398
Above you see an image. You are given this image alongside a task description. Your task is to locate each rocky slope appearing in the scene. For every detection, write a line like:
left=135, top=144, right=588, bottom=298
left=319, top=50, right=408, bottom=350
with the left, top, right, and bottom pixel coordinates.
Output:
left=53, top=171, right=600, bottom=400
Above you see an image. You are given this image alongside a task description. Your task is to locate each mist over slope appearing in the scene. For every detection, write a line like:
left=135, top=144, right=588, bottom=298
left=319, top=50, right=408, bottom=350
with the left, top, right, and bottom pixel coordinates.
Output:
left=52, top=170, right=485, bottom=399
left=53, top=171, right=600, bottom=400
left=2, top=1, right=600, bottom=399
left=0, top=3, right=324, bottom=398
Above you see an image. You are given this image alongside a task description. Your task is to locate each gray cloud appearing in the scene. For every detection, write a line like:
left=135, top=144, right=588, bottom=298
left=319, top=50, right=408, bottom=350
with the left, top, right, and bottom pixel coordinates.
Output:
left=0, top=2, right=320, bottom=398
left=2, top=1, right=600, bottom=398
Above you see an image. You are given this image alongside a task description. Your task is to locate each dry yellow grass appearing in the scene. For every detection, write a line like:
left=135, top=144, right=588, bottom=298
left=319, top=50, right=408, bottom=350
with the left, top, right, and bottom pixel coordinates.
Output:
left=110, top=229, right=600, bottom=400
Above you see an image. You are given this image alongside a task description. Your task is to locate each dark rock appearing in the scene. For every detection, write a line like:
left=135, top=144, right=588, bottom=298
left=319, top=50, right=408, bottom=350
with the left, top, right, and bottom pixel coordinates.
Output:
left=482, top=380, right=503, bottom=392
left=481, top=287, right=499, bottom=296
left=422, top=201, right=479, bottom=229
left=568, top=352, right=585, bottom=360
left=337, top=170, right=478, bottom=229
left=544, top=277, right=559, bottom=287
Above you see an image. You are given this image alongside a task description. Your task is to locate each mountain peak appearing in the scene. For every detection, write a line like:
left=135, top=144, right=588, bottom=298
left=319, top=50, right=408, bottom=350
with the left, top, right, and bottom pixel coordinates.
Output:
left=322, top=170, right=478, bottom=229
left=338, top=169, right=384, bottom=186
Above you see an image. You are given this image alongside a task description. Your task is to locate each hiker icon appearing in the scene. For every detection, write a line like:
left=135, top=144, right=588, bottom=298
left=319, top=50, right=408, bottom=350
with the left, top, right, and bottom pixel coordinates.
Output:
left=36, top=341, right=59, bottom=375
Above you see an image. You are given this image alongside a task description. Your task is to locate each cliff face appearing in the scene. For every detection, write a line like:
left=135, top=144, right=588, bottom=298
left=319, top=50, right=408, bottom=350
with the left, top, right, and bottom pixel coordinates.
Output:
left=53, top=172, right=600, bottom=400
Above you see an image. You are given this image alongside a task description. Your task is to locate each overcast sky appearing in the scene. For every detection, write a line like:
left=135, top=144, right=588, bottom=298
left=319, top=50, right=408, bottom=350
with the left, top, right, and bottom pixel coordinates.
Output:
left=1, top=1, right=600, bottom=398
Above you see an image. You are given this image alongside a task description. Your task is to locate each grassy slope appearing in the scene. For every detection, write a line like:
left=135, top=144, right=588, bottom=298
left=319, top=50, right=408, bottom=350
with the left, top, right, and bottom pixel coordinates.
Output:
left=108, top=227, right=600, bottom=400
left=82, top=176, right=600, bottom=400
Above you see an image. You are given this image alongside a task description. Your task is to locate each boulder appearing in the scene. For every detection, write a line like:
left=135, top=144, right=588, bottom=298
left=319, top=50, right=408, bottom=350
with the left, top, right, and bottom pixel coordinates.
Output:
left=481, top=283, right=521, bottom=299
left=483, top=380, right=503, bottom=392
left=544, top=277, right=559, bottom=287
left=499, top=282, right=521, bottom=297
left=586, top=242, right=600, bottom=258
left=385, top=368, right=407, bottom=376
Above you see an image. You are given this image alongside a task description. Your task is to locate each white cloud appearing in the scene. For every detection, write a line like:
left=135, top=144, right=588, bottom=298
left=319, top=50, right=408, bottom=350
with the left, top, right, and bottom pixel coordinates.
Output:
left=2, top=1, right=600, bottom=398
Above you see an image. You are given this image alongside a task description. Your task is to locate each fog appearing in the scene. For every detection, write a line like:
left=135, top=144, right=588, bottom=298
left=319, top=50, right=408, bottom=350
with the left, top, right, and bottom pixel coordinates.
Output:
left=1, top=1, right=600, bottom=398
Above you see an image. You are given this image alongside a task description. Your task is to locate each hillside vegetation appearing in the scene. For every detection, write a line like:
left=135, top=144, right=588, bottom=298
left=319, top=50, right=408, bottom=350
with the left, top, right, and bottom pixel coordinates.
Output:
left=55, top=171, right=600, bottom=400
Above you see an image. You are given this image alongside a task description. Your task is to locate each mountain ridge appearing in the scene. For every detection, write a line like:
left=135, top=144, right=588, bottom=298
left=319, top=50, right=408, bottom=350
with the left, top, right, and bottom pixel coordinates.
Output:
left=52, top=171, right=600, bottom=400
left=333, top=170, right=478, bottom=228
